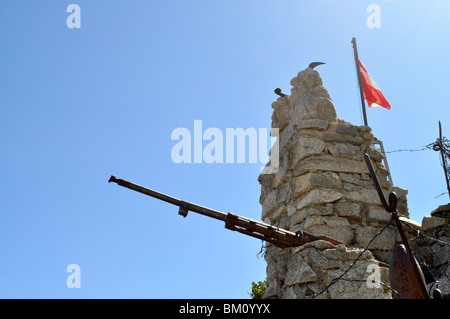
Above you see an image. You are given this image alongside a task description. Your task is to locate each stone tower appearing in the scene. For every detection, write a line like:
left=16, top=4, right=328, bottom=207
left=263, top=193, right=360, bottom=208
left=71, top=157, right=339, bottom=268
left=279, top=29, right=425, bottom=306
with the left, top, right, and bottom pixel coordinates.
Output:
left=259, top=67, right=412, bottom=299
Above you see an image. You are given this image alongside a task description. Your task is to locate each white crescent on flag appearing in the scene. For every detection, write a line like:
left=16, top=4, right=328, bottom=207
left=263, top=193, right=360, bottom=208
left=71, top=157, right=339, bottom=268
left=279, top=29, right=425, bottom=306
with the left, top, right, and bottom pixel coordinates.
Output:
left=359, top=59, right=391, bottom=110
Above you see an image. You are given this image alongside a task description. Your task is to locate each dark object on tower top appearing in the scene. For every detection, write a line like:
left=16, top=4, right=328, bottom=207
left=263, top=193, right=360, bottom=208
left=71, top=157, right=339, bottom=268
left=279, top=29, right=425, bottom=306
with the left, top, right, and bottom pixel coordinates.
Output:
left=308, top=62, right=326, bottom=69
left=274, top=88, right=286, bottom=97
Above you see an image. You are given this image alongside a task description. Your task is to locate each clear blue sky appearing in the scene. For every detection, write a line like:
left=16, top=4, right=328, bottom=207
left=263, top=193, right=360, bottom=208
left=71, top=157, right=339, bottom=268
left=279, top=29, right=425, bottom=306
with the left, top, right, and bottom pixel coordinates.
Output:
left=1, top=0, right=450, bottom=298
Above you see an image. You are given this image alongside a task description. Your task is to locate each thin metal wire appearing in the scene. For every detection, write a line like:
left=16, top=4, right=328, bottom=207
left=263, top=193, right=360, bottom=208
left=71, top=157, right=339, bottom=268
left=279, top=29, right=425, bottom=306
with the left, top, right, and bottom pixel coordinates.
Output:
left=384, top=146, right=429, bottom=154
left=308, top=220, right=396, bottom=299
left=382, top=134, right=450, bottom=198
left=338, top=278, right=401, bottom=298
left=400, top=220, right=450, bottom=283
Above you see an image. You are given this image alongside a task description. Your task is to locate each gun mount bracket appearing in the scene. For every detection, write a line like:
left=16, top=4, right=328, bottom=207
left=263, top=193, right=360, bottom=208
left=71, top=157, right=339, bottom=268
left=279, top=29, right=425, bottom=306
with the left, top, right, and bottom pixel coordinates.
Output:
left=178, top=202, right=189, bottom=218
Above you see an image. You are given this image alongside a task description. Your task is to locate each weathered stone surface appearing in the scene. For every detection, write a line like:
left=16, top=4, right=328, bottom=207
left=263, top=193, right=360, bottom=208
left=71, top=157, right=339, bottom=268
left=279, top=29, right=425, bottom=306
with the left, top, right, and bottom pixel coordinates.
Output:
left=431, top=203, right=450, bottom=218
left=358, top=126, right=372, bottom=133
left=278, top=122, right=296, bottom=151
left=285, top=253, right=318, bottom=286
left=291, top=137, right=325, bottom=165
left=271, top=205, right=286, bottom=222
left=303, top=205, right=334, bottom=217
left=326, top=261, right=391, bottom=299
left=287, top=204, right=296, bottom=216
left=335, top=201, right=363, bottom=220
left=367, top=206, right=391, bottom=223
left=322, top=216, right=351, bottom=227
left=290, top=205, right=334, bottom=225
left=355, top=226, right=396, bottom=250
left=322, top=245, right=372, bottom=261
left=271, top=97, right=289, bottom=110
left=323, top=132, right=366, bottom=145
left=342, top=183, right=360, bottom=192
left=422, top=216, right=450, bottom=231
left=271, top=98, right=291, bottom=131
left=261, top=189, right=278, bottom=219
left=336, top=124, right=360, bottom=136
left=282, top=286, right=298, bottom=299
left=338, top=173, right=364, bottom=186
left=289, top=68, right=337, bottom=123
left=296, top=189, right=343, bottom=211
left=294, top=156, right=370, bottom=176
left=308, top=249, right=340, bottom=270
left=294, top=118, right=329, bottom=131
left=258, top=173, right=274, bottom=205
left=300, top=224, right=354, bottom=244
left=346, top=188, right=387, bottom=205
left=431, top=243, right=450, bottom=267
left=295, top=239, right=336, bottom=252
left=272, top=152, right=289, bottom=187
left=299, top=215, right=351, bottom=230
left=262, top=280, right=281, bottom=299
left=366, top=144, right=385, bottom=161
left=262, top=182, right=291, bottom=219
left=295, top=96, right=337, bottom=122
left=433, top=273, right=450, bottom=297
left=258, top=172, right=273, bottom=188
left=290, top=68, right=324, bottom=91
left=275, top=181, right=291, bottom=203
left=362, top=132, right=374, bottom=141
left=294, top=172, right=342, bottom=196
left=326, top=142, right=361, bottom=159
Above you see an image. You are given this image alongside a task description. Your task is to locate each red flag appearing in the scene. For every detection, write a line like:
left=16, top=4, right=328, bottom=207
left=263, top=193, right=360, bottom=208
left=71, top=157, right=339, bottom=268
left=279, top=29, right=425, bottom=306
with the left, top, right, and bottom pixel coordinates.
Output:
left=359, top=59, right=391, bottom=110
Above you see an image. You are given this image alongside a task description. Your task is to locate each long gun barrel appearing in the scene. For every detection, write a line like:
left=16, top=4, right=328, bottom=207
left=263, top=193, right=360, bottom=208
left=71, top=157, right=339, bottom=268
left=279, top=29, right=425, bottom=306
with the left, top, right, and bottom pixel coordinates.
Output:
left=108, top=175, right=345, bottom=248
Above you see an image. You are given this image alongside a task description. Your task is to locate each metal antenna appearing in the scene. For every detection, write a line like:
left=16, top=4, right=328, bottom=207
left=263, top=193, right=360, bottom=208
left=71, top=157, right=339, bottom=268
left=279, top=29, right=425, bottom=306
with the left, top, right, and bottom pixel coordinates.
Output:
left=432, top=121, right=450, bottom=200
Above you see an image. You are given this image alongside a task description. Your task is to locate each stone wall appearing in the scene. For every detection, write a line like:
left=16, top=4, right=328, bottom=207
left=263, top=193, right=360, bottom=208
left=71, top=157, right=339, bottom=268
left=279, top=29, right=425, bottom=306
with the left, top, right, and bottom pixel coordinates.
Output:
left=419, top=204, right=450, bottom=297
left=259, top=67, right=416, bottom=299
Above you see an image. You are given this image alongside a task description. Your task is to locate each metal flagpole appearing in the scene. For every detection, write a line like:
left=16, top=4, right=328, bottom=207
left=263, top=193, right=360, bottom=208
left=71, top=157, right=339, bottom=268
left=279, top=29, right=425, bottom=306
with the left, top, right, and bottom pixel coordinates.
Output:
left=352, top=38, right=396, bottom=186
left=351, top=37, right=368, bottom=126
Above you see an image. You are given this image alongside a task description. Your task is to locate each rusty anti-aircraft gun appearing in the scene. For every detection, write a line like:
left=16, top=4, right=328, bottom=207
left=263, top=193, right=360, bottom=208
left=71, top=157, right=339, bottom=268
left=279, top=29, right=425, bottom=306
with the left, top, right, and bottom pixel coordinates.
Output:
left=108, top=153, right=443, bottom=299
left=107, top=176, right=345, bottom=249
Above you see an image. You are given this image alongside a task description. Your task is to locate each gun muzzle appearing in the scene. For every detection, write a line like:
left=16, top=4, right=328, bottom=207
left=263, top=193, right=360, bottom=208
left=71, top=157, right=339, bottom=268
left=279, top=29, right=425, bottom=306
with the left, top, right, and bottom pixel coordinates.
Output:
left=108, top=175, right=118, bottom=183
